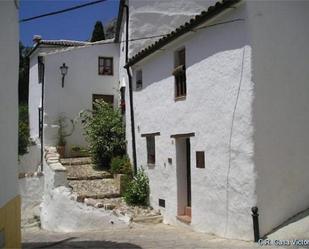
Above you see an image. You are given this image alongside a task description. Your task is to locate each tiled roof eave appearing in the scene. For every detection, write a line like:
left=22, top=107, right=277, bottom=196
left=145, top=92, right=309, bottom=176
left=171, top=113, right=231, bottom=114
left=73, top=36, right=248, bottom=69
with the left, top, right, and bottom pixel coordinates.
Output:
left=125, top=0, right=240, bottom=68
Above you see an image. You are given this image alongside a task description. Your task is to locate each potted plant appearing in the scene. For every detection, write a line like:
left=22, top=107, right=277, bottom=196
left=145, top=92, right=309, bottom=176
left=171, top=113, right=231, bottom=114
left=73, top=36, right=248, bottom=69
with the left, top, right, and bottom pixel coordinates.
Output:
left=57, top=115, right=75, bottom=158
left=57, top=133, right=66, bottom=158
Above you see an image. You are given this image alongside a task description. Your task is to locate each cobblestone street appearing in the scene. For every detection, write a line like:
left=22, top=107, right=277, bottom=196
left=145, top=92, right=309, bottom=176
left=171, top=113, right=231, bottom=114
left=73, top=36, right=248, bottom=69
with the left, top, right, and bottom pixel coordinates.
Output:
left=22, top=223, right=284, bottom=249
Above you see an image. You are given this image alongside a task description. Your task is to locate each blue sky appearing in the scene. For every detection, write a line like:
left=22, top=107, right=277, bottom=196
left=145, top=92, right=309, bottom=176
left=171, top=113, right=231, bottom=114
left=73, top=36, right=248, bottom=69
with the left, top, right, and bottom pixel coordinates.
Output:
left=20, top=0, right=120, bottom=47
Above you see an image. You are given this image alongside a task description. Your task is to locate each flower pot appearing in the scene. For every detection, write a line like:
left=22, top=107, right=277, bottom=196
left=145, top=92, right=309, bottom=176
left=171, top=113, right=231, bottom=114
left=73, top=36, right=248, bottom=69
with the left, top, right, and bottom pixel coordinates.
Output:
left=57, top=145, right=65, bottom=158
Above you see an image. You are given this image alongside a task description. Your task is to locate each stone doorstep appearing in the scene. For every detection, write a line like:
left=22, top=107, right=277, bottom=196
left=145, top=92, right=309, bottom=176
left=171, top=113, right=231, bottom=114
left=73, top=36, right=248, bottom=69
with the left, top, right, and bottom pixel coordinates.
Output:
left=133, top=215, right=163, bottom=224
left=177, top=215, right=192, bottom=224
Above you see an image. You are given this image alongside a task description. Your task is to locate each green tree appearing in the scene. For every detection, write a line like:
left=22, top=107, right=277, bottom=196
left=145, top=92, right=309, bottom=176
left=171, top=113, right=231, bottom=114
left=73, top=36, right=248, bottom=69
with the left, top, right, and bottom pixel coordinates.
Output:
left=19, top=42, right=30, bottom=104
left=18, top=104, right=30, bottom=155
left=90, top=21, right=105, bottom=42
left=81, top=100, right=125, bottom=169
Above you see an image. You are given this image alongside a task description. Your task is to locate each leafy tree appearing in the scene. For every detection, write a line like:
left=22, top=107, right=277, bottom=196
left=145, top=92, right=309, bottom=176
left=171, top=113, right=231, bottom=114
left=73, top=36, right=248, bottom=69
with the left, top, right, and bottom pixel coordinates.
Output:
left=19, top=42, right=30, bottom=104
left=81, top=100, right=125, bottom=168
left=90, top=21, right=105, bottom=42
left=18, top=104, right=30, bottom=155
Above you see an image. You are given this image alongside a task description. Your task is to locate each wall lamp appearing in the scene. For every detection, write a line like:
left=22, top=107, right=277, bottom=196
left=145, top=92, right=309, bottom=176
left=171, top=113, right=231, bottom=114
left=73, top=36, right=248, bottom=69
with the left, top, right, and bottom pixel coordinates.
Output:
left=60, top=63, right=68, bottom=88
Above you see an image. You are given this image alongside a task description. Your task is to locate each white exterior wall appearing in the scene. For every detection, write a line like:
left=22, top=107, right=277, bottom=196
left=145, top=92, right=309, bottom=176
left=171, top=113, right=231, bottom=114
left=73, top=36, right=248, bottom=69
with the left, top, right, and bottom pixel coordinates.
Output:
left=29, top=47, right=61, bottom=141
left=120, top=0, right=218, bottom=162
left=0, top=1, right=19, bottom=207
left=247, top=1, right=309, bottom=236
left=29, top=52, right=42, bottom=141
left=43, top=43, right=119, bottom=153
left=129, top=3, right=256, bottom=240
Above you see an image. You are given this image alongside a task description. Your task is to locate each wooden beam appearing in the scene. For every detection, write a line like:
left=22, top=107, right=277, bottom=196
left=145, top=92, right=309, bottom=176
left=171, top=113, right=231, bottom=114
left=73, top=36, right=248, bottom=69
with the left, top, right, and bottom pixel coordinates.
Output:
left=170, top=132, right=195, bottom=138
left=141, top=132, right=161, bottom=137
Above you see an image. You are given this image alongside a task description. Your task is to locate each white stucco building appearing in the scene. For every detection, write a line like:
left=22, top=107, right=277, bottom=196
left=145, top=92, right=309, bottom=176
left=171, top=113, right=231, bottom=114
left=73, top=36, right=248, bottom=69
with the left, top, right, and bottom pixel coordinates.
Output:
left=40, top=40, right=120, bottom=156
left=119, top=0, right=309, bottom=241
left=0, top=1, right=21, bottom=248
left=27, top=38, right=89, bottom=162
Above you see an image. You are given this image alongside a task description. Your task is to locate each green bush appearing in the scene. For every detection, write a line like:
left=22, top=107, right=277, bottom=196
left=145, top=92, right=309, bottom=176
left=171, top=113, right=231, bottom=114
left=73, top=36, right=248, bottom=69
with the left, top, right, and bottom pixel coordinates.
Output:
left=111, top=156, right=133, bottom=175
left=124, top=168, right=149, bottom=206
left=81, top=100, right=125, bottom=169
left=18, top=105, right=30, bottom=155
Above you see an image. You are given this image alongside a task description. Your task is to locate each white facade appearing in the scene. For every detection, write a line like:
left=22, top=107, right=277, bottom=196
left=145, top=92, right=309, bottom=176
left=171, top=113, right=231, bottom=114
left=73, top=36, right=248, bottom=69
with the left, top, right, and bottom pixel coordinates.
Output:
left=128, top=2, right=255, bottom=240
left=42, top=41, right=120, bottom=155
left=247, top=0, right=309, bottom=237
left=118, top=0, right=220, bottom=161
left=0, top=0, right=19, bottom=208
left=0, top=1, right=21, bottom=247
left=123, top=0, right=309, bottom=241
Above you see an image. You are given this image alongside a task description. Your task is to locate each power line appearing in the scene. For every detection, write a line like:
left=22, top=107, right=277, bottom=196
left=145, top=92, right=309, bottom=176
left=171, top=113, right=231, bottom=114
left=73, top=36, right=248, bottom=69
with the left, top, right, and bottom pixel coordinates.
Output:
left=20, top=0, right=108, bottom=23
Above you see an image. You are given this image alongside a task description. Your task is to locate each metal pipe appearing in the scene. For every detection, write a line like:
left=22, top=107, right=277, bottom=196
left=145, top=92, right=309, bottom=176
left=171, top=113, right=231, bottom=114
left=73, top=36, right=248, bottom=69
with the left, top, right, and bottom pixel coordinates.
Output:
left=251, top=206, right=260, bottom=242
left=123, top=4, right=137, bottom=174
left=40, top=61, right=45, bottom=172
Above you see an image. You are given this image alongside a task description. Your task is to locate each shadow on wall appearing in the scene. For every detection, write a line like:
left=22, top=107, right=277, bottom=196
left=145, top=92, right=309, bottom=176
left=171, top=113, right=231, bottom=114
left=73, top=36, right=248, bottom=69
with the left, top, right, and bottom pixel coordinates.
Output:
left=133, top=19, right=247, bottom=91
left=23, top=238, right=142, bottom=249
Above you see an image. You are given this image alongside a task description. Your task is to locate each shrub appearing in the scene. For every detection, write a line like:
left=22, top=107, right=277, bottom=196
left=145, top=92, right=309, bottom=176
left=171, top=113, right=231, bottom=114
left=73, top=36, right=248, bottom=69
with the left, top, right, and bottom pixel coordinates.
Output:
left=124, top=168, right=149, bottom=206
left=18, top=105, right=30, bottom=155
left=81, top=100, right=125, bottom=169
left=111, top=156, right=133, bottom=175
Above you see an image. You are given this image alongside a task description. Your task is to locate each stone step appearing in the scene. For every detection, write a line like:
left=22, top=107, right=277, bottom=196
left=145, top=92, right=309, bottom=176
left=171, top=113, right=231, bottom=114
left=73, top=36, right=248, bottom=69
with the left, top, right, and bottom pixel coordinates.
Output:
left=176, top=215, right=191, bottom=224
left=69, top=179, right=120, bottom=200
left=60, top=157, right=92, bottom=166
left=65, top=163, right=113, bottom=180
left=76, top=193, right=121, bottom=202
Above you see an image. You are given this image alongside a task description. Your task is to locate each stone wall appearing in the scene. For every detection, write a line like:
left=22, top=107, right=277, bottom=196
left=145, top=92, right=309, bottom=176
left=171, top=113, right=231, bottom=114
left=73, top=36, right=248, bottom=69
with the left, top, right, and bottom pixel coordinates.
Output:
left=40, top=147, right=127, bottom=232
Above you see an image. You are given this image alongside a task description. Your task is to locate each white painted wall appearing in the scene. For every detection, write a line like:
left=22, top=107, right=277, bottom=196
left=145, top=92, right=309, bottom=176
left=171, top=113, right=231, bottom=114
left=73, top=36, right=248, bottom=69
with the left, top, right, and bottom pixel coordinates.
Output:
left=0, top=0, right=19, bottom=207
left=247, top=1, right=309, bottom=236
left=29, top=47, right=61, bottom=142
left=43, top=42, right=119, bottom=154
left=128, top=3, right=256, bottom=240
left=119, top=0, right=219, bottom=161
left=128, top=0, right=217, bottom=57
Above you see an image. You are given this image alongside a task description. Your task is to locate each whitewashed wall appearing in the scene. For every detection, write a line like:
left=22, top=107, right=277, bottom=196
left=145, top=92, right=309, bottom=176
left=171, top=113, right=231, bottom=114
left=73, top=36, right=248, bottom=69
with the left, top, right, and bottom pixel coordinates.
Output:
left=247, top=1, right=309, bottom=237
left=119, top=0, right=219, bottom=161
left=29, top=47, right=61, bottom=141
left=0, top=1, right=19, bottom=208
left=43, top=42, right=119, bottom=154
left=129, top=2, right=256, bottom=240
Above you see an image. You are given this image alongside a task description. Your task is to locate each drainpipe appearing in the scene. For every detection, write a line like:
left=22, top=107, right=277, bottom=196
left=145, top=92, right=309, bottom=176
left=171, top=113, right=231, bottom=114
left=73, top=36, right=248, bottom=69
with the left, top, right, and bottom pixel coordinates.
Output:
left=40, top=61, right=45, bottom=172
left=123, top=4, right=137, bottom=174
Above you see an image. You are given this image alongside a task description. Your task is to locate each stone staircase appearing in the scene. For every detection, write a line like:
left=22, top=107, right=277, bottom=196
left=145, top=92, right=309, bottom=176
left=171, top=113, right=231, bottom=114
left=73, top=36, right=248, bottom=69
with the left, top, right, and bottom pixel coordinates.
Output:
left=60, top=157, right=163, bottom=224
left=60, top=157, right=121, bottom=202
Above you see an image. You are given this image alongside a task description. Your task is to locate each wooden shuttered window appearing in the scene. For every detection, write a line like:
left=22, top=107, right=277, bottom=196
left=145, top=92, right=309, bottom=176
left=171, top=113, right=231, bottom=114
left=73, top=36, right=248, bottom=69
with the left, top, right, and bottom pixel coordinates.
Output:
left=146, top=136, right=156, bottom=164
left=174, top=48, right=186, bottom=99
left=98, top=57, right=113, bottom=75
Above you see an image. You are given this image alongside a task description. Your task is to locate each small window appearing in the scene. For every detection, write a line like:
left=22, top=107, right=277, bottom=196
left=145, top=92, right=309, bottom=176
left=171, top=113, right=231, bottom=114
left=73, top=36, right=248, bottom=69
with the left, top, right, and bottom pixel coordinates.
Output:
left=146, top=136, right=156, bottom=164
left=98, top=57, right=113, bottom=75
left=136, top=70, right=143, bottom=89
left=92, top=94, right=114, bottom=110
left=173, top=48, right=186, bottom=99
left=120, top=87, right=125, bottom=114
left=38, top=56, right=44, bottom=84
left=196, top=151, right=205, bottom=168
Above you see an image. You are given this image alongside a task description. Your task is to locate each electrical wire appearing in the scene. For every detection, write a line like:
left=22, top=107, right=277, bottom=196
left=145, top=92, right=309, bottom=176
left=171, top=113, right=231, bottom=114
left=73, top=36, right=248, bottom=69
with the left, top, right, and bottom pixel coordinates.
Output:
left=224, top=46, right=246, bottom=236
left=19, top=0, right=108, bottom=23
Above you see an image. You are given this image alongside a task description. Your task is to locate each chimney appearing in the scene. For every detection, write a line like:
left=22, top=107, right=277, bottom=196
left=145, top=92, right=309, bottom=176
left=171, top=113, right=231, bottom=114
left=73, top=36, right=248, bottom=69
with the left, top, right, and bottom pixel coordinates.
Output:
left=33, top=35, right=42, bottom=45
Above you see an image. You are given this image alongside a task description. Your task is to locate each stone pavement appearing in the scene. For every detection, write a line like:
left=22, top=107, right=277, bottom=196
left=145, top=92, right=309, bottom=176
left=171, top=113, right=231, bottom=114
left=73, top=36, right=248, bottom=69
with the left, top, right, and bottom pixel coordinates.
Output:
left=22, top=223, right=286, bottom=249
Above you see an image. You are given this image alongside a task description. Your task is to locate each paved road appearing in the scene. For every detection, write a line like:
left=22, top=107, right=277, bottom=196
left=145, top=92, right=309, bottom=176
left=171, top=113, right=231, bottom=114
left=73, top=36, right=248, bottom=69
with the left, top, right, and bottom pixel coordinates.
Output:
left=22, top=223, right=286, bottom=249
